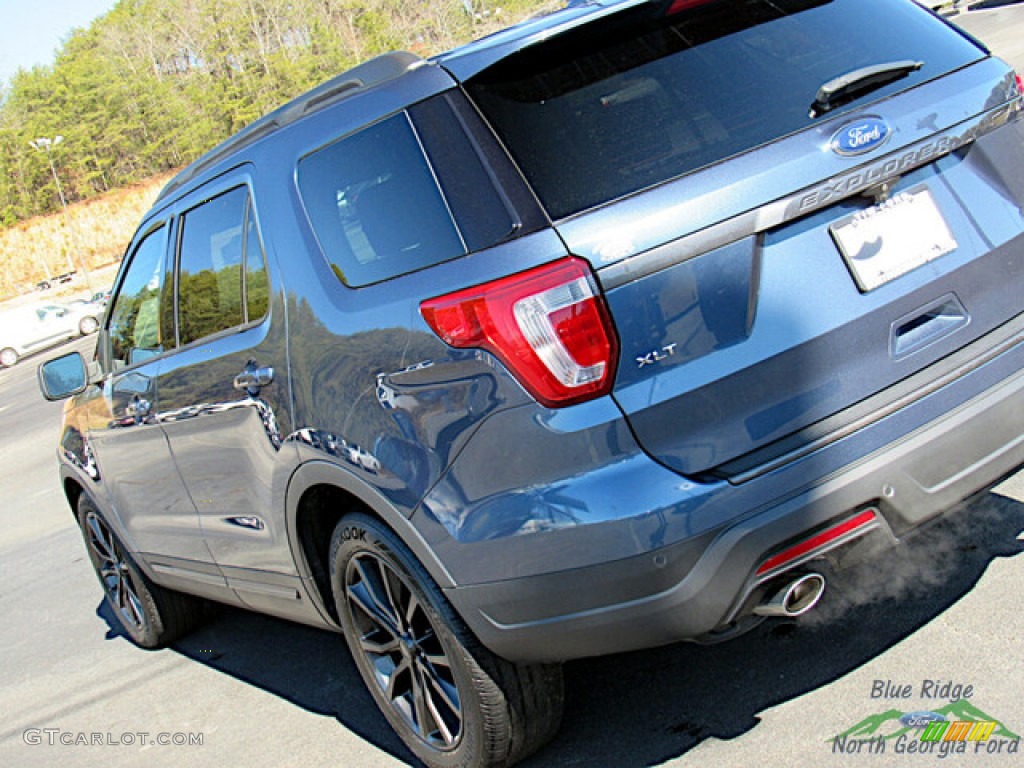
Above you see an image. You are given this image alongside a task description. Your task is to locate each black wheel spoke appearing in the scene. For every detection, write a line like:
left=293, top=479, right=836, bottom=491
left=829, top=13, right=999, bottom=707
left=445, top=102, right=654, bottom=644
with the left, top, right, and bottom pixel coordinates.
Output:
left=403, top=592, right=421, bottom=632
left=352, top=559, right=401, bottom=632
left=347, top=580, right=399, bottom=637
left=114, top=576, right=125, bottom=611
left=409, top=663, right=435, bottom=742
left=416, top=656, right=461, bottom=728
left=86, top=515, right=115, bottom=563
left=121, top=574, right=145, bottom=628
left=359, top=633, right=400, bottom=655
left=380, top=563, right=407, bottom=634
left=386, top=656, right=411, bottom=703
left=422, top=650, right=448, bottom=668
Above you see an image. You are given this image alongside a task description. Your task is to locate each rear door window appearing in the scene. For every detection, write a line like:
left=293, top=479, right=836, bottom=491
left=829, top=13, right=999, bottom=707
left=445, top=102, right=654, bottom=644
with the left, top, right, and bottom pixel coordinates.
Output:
left=466, top=0, right=986, bottom=218
left=175, top=185, right=270, bottom=346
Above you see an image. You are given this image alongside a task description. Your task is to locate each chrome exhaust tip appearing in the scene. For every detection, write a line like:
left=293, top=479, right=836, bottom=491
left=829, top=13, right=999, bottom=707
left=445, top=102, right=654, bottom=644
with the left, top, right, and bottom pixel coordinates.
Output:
left=754, top=572, right=826, bottom=618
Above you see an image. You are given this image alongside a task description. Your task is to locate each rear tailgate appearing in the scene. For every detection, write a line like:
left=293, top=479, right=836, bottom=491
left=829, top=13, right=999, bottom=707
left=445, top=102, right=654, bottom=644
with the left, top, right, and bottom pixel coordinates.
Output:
left=465, top=0, right=1024, bottom=477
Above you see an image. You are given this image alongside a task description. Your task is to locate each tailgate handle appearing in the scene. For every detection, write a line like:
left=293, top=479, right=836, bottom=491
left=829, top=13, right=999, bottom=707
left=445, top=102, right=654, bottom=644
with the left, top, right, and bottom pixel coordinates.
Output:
left=890, top=295, right=968, bottom=360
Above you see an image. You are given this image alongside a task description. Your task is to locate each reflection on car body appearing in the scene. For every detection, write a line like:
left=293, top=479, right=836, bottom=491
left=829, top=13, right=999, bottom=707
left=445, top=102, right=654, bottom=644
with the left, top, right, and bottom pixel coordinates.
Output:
left=1, top=299, right=103, bottom=367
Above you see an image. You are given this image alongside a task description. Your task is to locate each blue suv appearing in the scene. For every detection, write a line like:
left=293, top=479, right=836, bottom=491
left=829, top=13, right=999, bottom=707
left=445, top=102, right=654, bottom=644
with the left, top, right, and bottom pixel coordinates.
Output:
left=39, top=1, right=1024, bottom=765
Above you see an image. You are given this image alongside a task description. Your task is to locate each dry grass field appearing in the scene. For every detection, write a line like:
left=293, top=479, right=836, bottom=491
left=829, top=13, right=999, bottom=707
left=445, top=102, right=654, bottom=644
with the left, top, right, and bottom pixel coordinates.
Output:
left=0, top=173, right=174, bottom=300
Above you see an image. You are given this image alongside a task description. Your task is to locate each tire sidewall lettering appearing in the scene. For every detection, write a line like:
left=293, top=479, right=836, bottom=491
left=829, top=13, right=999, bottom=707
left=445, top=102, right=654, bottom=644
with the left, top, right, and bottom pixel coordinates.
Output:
left=338, top=526, right=367, bottom=543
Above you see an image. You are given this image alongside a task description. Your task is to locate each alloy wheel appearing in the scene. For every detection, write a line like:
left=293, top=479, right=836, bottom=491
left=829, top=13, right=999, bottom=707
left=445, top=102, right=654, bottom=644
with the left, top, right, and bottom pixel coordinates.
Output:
left=84, top=511, right=146, bottom=631
left=344, top=552, right=463, bottom=751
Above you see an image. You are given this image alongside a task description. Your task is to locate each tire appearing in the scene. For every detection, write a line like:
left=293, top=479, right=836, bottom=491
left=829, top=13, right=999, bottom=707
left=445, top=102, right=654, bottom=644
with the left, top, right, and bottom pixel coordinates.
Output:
left=0, top=347, right=17, bottom=368
left=330, top=514, right=564, bottom=768
left=79, top=315, right=99, bottom=335
left=77, top=495, right=204, bottom=648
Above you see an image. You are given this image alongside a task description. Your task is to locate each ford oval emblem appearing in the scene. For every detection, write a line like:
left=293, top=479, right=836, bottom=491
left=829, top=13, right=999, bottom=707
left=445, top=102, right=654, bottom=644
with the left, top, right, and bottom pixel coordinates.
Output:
left=898, top=711, right=947, bottom=729
left=831, top=117, right=891, bottom=156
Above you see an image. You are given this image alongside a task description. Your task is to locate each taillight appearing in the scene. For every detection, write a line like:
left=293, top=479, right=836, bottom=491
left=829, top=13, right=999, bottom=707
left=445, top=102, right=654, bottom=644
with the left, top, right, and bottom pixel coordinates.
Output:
left=420, top=258, right=619, bottom=408
left=1016, top=73, right=1024, bottom=97
left=666, top=0, right=717, bottom=15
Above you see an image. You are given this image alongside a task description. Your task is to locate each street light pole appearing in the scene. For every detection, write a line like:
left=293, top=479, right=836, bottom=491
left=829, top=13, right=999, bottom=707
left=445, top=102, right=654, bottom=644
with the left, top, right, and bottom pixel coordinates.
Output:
left=29, top=135, right=93, bottom=293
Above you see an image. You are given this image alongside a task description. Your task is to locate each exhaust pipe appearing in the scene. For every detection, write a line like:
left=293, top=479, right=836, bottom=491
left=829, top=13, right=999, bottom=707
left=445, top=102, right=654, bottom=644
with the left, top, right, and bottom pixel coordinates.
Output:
left=754, top=572, right=825, bottom=618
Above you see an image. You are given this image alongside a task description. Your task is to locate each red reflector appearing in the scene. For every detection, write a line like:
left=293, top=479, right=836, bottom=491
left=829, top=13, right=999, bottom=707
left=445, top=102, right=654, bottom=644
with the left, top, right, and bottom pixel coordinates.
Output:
left=756, top=508, right=879, bottom=576
left=420, top=258, right=619, bottom=408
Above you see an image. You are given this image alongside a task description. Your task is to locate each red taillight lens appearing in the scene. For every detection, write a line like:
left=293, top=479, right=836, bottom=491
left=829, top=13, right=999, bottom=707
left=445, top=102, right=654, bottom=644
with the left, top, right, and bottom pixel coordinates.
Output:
left=1015, top=73, right=1024, bottom=97
left=420, top=258, right=619, bottom=408
left=666, top=0, right=716, bottom=15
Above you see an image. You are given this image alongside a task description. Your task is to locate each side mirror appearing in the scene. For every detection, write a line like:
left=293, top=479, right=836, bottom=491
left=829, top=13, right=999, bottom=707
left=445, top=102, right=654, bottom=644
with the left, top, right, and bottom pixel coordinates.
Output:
left=39, top=351, right=88, bottom=401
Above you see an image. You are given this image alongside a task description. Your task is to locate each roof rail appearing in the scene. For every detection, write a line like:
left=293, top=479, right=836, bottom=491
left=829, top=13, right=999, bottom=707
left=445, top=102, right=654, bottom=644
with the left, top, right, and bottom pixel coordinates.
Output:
left=157, top=51, right=425, bottom=202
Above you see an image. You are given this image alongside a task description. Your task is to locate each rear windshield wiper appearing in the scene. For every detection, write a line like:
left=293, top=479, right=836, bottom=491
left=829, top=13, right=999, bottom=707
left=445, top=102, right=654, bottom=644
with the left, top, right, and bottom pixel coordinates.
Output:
left=811, top=60, right=923, bottom=118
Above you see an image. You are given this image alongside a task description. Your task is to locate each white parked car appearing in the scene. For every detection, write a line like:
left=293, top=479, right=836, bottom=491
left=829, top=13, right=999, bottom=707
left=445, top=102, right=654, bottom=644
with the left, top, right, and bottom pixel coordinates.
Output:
left=0, top=301, right=103, bottom=367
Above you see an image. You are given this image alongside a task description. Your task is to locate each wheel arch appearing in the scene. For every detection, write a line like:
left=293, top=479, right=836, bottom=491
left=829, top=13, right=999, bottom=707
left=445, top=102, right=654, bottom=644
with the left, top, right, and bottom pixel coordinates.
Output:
left=286, top=461, right=455, bottom=625
left=62, top=475, right=86, bottom=522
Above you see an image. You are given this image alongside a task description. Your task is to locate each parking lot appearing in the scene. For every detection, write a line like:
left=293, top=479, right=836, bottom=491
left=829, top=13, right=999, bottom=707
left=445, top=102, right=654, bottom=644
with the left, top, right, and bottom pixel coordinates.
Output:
left=1, top=6, right=1023, bottom=767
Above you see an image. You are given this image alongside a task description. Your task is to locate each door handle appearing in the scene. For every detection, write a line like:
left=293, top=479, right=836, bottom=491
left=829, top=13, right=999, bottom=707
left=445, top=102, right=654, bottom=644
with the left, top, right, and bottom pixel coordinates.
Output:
left=233, top=366, right=274, bottom=391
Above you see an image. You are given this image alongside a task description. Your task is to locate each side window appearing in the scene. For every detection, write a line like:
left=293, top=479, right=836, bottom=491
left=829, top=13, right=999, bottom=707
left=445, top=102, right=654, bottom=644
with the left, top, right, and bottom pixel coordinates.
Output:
left=297, top=111, right=466, bottom=287
left=176, top=186, right=269, bottom=347
left=107, top=225, right=168, bottom=368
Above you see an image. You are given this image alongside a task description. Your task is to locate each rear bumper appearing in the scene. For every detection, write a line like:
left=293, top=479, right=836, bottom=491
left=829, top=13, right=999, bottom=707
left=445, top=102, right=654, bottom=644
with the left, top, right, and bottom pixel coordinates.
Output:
left=444, top=320, right=1024, bottom=663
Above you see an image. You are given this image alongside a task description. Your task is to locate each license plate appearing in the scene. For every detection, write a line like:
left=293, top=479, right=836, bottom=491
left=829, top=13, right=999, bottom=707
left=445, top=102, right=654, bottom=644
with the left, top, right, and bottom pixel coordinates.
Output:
left=830, top=186, right=957, bottom=292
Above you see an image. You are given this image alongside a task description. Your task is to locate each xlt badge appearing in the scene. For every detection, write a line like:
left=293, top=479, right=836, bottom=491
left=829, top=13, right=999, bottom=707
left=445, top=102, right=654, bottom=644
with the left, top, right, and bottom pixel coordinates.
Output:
left=637, top=343, right=678, bottom=369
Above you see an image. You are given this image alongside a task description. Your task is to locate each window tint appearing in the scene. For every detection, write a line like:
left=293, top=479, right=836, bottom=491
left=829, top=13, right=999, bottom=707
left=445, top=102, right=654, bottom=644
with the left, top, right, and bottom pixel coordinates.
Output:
left=176, top=186, right=269, bottom=346
left=108, top=225, right=168, bottom=367
left=466, top=0, right=985, bottom=218
left=297, top=111, right=465, bottom=287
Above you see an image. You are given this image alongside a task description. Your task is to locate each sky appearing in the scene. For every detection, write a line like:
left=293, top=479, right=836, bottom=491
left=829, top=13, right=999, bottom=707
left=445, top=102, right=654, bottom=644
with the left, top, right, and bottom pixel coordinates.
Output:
left=0, top=0, right=119, bottom=85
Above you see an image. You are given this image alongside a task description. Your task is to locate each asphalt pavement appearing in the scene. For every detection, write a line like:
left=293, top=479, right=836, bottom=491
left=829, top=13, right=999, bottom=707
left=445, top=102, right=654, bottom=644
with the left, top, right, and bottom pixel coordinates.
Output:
left=1, top=6, right=1023, bottom=768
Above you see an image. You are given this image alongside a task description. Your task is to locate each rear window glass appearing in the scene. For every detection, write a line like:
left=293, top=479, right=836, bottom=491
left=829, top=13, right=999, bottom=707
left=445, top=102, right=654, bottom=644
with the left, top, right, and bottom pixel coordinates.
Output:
left=297, top=111, right=466, bottom=287
left=466, top=0, right=985, bottom=219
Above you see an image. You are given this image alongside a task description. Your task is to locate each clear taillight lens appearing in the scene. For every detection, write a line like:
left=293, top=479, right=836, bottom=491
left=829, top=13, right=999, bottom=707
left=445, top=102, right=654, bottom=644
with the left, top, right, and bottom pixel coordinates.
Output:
left=420, top=258, right=619, bottom=407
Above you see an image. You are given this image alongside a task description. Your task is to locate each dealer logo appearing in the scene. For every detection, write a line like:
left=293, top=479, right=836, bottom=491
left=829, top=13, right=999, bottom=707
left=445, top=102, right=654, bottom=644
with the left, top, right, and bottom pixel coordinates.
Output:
left=830, top=681, right=1020, bottom=759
